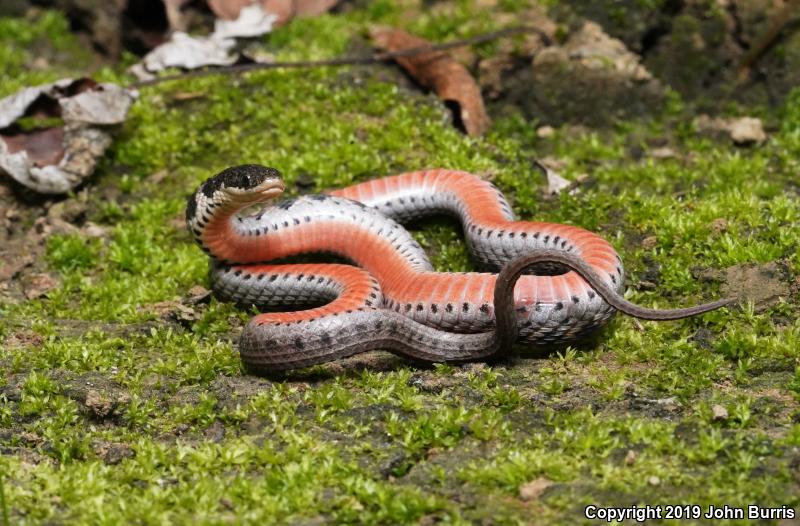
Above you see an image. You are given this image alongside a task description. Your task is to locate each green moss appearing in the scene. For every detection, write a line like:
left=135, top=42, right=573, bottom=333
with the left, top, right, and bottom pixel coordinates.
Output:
left=2, top=7, right=800, bottom=526
left=0, top=10, right=92, bottom=97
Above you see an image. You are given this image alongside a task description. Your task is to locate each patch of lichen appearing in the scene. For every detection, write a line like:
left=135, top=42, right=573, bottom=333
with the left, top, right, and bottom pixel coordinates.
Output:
left=1, top=5, right=800, bottom=526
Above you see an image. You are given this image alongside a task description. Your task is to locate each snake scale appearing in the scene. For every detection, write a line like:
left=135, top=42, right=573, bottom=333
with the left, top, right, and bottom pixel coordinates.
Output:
left=186, top=165, right=733, bottom=373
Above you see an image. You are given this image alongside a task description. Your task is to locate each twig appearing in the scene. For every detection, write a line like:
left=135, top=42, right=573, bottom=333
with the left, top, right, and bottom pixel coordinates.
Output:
left=737, top=0, right=800, bottom=82
left=129, top=26, right=550, bottom=89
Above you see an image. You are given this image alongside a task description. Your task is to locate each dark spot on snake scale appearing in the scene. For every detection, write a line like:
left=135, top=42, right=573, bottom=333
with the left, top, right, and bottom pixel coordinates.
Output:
left=269, top=275, right=278, bottom=282
left=416, top=304, right=424, bottom=312
left=520, top=232, right=527, bottom=238
left=543, top=235, right=550, bottom=244
left=508, top=232, right=515, bottom=238
left=293, top=218, right=300, bottom=225
left=445, top=303, right=453, bottom=313
left=234, top=270, right=242, bottom=277
left=294, top=338, right=304, bottom=350
left=242, top=274, right=251, bottom=280
left=610, top=274, right=617, bottom=284
left=296, top=274, right=304, bottom=280
left=572, top=296, right=580, bottom=303
left=317, top=277, right=324, bottom=283
left=479, top=303, right=490, bottom=314
left=430, top=304, right=438, bottom=313
left=555, top=302, right=564, bottom=311
left=321, top=333, right=332, bottom=344
left=462, top=302, right=470, bottom=312
left=588, top=290, right=596, bottom=299
left=405, top=304, right=412, bottom=312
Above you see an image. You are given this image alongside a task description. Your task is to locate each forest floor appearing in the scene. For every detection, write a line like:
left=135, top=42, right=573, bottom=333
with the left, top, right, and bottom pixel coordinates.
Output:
left=0, top=1, right=799, bottom=524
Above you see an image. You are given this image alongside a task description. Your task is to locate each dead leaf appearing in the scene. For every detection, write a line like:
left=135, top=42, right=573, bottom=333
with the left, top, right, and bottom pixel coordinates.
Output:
left=534, top=158, right=580, bottom=196
left=293, top=0, right=340, bottom=17
left=260, top=0, right=294, bottom=26
left=163, top=0, right=194, bottom=32
left=142, top=32, right=238, bottom=73
left=1, top=128, right=65, bottom=167
left=209, top=0, right=339, bottom=26
left=22, top=273, right=60, bottom=299
left=213, top=3, right=279, bottom=39
left=370, top=27, right=490, bottom=136
left=0, top=79, right=135, bottom=194
left=519, top=478, right=554, bottom=501
left=208, top=0, right=255, bottom=20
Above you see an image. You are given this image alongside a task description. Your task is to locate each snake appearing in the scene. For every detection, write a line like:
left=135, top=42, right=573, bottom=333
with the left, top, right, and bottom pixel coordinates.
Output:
left=186, top=164, right=734, bottom=373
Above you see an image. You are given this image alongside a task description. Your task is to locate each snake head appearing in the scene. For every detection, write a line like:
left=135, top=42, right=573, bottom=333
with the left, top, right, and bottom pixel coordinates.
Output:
left=204, top=164, right=286, bottom=202
left=186, top=164, right=286, bottom=230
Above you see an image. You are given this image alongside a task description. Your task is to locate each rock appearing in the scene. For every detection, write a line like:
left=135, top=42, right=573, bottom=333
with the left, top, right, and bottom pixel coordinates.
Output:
left=94, top=441, right=135, bottom=464
left=624, top=449, right=637, bottom=466
left=648, top=475, right=661, bottom=486
left=712, top=404, right=729, bottom=421
left=697, top=115, right=767, bottom=146
left=721, top=261, right=790, bottom=312
left=508, top=21, right=664, bottom=126
left=649, top=146, right=676, bottom=160
left=536, top=125, right=555, bottom=139
left=728, top=117, right=766, bottom=145
left=519, top=477, right=554, bottom=501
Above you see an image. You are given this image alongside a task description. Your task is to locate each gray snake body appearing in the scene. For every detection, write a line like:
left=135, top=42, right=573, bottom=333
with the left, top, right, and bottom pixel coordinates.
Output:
left=186, top=165, right=733, bottom=372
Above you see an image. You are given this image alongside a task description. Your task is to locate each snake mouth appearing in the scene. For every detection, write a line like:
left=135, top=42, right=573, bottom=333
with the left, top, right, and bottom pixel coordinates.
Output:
left=246, top=177, right=286, bottom=199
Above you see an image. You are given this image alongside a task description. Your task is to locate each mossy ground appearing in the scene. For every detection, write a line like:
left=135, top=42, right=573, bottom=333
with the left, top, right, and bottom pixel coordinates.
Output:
left=1, top=4, right=799, bottom=525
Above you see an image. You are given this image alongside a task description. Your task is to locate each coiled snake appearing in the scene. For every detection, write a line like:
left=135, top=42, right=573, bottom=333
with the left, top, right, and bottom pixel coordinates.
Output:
left=186, top=165, right=733, bottom=373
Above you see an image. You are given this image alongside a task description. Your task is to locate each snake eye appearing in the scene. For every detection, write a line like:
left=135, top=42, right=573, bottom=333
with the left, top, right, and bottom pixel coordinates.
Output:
left=202, top=164, right=285, bottom=199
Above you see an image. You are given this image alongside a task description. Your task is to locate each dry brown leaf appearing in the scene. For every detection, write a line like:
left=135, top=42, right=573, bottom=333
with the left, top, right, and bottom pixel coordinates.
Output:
left=293, top=0, right=339, bottom=17
left=261, top=0, right=294, bottom=25
left=207, top=0, right=255, bottom=20
left=370, top=28, right=490, bottom=136
left=209, top=0, right=339, bottom=26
